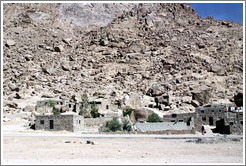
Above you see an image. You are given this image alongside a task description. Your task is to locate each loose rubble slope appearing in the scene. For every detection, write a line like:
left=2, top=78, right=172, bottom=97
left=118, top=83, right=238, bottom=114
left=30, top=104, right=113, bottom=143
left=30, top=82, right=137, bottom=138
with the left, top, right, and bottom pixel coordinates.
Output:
left=3, top=3, right=243, bottom=117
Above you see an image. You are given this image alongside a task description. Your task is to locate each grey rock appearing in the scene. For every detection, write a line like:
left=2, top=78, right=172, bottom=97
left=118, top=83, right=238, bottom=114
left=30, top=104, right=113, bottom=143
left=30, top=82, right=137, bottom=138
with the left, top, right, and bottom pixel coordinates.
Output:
left=41, top=93, right=55, bottom=98
left=6, top=40, right=15, bottom=46
left=191, top=100, right=200, bottom=107
left=61, top=64, right=70, bottom=71
left=6, top=102, right=18, bottom=108
left=191, top=86, right=212, bottom=106
left=54, top=45, right=64, bottom=52
left=24, top=54, right=33, bottom=61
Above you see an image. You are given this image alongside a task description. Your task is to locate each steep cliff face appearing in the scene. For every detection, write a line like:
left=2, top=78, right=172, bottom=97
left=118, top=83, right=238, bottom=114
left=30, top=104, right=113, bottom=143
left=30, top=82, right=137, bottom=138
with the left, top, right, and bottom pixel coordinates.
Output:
left=3, top=3, right=243, bottom=115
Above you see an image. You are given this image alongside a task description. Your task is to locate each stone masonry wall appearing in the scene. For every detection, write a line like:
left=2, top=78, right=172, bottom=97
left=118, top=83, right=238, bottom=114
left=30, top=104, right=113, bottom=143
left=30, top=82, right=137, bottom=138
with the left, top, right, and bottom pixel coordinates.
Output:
left=163, top=112, right=196, bottom=123
left=35, top=114, right=83, bottom=132
left=135, top=121, right=194, bottom=132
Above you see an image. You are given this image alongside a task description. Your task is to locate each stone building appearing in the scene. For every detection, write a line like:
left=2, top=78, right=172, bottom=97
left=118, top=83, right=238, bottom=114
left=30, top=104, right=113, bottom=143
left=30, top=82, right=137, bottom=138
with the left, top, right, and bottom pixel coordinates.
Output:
left=36, top=99, right=80, bottom=114
left=161, top=105, right=243, bottom=134
left=195, top=105, right=243, bottom=134
left=89, top=98, right=121, bottom=117
left=35, top=113, right=84, bottom=132
left=214, top=112, right=243, bottom=134
left=196, top=105, right=226, bottom=126
left=163, top=112, right=196, bottom=125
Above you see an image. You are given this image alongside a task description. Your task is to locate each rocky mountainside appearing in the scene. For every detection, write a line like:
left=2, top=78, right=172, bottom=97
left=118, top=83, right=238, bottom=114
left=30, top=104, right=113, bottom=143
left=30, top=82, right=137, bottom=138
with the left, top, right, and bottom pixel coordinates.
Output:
left=3, top=3, right=243, bottom=116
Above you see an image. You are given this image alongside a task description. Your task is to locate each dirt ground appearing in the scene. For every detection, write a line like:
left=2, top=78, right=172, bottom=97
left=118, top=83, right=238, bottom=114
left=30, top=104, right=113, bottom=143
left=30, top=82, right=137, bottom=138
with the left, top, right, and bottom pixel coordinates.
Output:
left=2, top=122, right=244, bottom=164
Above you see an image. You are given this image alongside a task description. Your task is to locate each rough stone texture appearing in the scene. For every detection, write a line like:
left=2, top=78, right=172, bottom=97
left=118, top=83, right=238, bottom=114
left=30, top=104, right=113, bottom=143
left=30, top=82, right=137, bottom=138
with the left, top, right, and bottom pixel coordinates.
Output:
left=195, top=105, right=243, bottom=134
left=191, top=86, right=212, bottom=105
left=3, top=3, right=243, bottom=120
left=130, top=107, right=154, bottom=123
left=163, top=112, right=195, bottom=123
left=35, top=114, right=84, bottom=132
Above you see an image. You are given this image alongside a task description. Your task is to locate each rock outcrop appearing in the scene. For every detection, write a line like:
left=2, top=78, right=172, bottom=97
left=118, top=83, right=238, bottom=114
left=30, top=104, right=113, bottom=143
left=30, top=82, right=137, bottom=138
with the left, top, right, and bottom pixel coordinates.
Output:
left=3, top=3, right=243, bottom=118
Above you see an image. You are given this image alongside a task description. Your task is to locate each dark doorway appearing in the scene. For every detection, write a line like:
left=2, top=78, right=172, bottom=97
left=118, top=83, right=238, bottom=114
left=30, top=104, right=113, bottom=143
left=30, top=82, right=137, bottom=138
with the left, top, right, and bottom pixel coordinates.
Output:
left=209, top=117, right=213, bottom=126
left=73, top=105, right=76, bottom=112
left=50, top=120, right=54, bottom=129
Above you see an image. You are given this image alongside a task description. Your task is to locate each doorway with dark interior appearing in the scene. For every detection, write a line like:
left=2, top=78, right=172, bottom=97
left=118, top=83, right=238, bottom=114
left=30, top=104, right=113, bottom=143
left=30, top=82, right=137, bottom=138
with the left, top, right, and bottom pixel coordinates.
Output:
left=50, top=120, right=54, bottom=129
left=209, top=117, right=213, bottom=126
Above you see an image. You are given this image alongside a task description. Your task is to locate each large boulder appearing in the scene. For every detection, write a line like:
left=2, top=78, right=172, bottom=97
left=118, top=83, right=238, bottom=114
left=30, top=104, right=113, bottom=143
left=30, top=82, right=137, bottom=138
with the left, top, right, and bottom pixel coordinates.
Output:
left=23, top=105, right=35, bottom=112
left=191, top=86, right=212, bottom=106
left=191, top=100, right=200, bottom=107
left=146, top=83, right=169, bottom=97
left=154, top=94, right=170, bottom=106
left=130, top=107, right=154, bottom=124
left=60, top=105, right=69, bottom=113
left=122, top=92, right=142, bottom=109
left=6, top=39, right=15, bottom=47
left=210, top=65, right=225, bottom=76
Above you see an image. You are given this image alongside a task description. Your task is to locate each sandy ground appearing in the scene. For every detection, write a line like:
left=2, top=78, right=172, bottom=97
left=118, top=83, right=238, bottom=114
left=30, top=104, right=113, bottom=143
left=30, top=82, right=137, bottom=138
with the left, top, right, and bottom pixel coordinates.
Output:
left=2, top=121, right=244, bottom=165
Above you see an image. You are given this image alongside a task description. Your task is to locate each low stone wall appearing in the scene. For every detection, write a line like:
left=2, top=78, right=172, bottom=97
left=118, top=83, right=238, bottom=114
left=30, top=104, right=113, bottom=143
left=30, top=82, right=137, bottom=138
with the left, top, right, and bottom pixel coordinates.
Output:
left=137, top=129, right=195, bottom=135
left=84, top=117, right=130, bottom=128
left=135, top=121, right=194, bottom=132
left=84, top=117, right=113, bottom=127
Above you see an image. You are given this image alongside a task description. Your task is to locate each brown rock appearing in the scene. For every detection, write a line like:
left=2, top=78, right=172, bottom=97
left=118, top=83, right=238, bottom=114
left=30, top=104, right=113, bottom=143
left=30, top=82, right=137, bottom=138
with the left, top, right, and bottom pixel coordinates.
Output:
left=130, top=108, right=154, bottom=124
left=191, top=86, right=212, bottom=106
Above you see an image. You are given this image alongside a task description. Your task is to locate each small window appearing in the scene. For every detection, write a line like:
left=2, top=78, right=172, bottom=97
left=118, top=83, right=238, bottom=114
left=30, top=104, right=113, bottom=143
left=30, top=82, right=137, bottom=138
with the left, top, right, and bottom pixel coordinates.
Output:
left=211, top=110, right=214, bottom=112
left=69, top=104, right=71, bottom=108
left=78, top=120, right=80, bottom=124
left=106, top=105, right=109, bottom=109
left=229, top=121, right=234, bottom=125
left=171, top=120, right=175, bottom=122
left=240, top=121, right=243, bottom=125
left=178, top=119, right=184, bottom=122
left=202, top=117, right=206, bottom=121
left=40, top=120, right=44, bottom=125
left=172, top=114, right=177, bottom=118
left=201, top=110, right=204, bottom=113
left=219, top=110, right=221, bottom=112
left=60, top=102, right=63, bottom=105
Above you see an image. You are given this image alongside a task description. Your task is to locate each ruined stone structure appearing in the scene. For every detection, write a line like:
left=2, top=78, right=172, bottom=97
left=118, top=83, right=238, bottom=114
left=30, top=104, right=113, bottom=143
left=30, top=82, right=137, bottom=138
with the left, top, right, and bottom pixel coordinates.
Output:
left=163, top=112, right=196, bottom=124
left=36, top=99, right=80, bottom=114
left=88, top=98, right=121, bottom=117
left=35, top=114, right=84, bottom=132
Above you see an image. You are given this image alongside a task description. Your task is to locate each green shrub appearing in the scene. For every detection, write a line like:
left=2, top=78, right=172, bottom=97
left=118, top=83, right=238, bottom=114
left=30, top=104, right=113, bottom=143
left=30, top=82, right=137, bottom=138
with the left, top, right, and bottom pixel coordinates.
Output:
left=90, top=102, right=100, bottom=118
left=53, top=108, right=60, bottom=115
left=122, top=119, right=131, bottom=131
left=102, top=129, right=112, bottom=132
left=123, top=108, right=133, bottom=116
left=147, top=113, right=161, bottom=122
left=234, top=93, right=243, bottom=107
left=79, top=93, right=89, bottom=116
left=105, top=118, right=121, bottom=132
left=49, top=100, right=57, bottom=106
